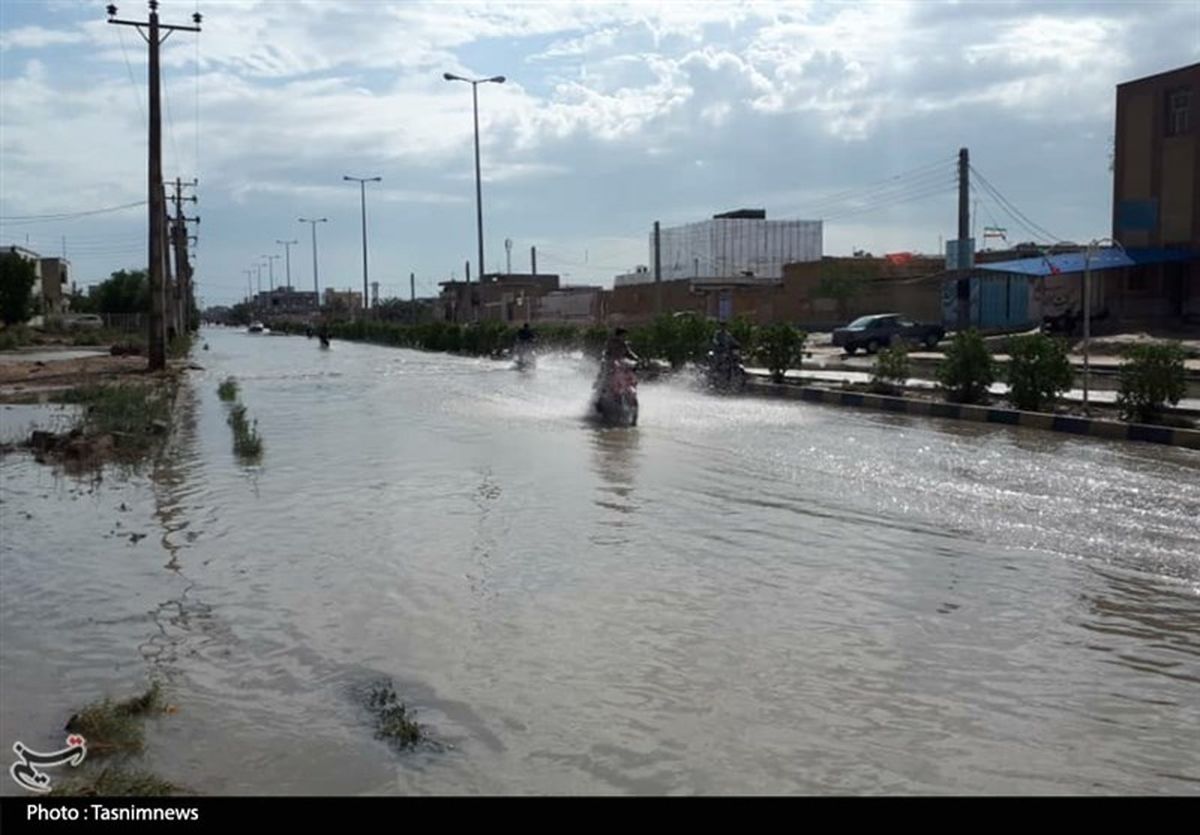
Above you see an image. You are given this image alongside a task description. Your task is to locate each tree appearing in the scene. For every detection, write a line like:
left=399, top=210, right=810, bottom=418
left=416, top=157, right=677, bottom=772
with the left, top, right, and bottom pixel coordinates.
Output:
left=756, top=323, right=806, bottom=383
left=90, top=269, right=149, bottom=314
left=0, top=251, right=39, bottom=325
left=937, top=329, right=996, bottom=404
left=870, top=344, right=910, bottom=395
left=1116, top=342, right=1186, bottom=423
left=1006, top=333, right=1073, bottom=412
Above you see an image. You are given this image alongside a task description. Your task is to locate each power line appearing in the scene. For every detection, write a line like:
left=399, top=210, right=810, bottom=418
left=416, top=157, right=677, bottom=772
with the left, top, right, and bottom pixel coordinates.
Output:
left=800, top=155, right=956, bottom=216
left=161, top=60, right=183, bottom=177
left=823, top=180, right=957, bottom=223
left=115, top=25, right=146, bottom=125
left=0, top=200, right=148, bottom=224
left=818, top=173, right=956, bottom=220
left=969, top=164, right=1060, bottom=243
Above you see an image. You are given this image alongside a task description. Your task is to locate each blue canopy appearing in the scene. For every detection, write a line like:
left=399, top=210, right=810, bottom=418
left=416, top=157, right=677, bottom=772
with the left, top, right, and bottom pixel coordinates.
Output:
left=977, top=247, right=1196, bottom=277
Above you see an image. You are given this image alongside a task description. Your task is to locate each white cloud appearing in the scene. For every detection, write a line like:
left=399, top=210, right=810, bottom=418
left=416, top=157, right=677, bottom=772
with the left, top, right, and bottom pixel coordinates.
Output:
left=1, top=0, right=1195, bottom=300
left=0, top=25, right=88, bottom=51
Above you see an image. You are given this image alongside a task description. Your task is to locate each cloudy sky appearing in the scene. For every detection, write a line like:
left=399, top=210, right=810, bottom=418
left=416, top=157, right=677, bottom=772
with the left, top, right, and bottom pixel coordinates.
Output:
left=1, top=0, right=1197, bottom=305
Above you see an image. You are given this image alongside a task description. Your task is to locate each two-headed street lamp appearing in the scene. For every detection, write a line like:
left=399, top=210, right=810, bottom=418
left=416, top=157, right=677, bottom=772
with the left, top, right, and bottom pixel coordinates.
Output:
left=1081, top=238, right=1127, bottom=414
left=298, top=217, right=328, bottom=299
left=276, top=239, right=298, bottom=290
left=443, top=72, right=505, bottom=296
left=344, top=176, right=381, bottom=311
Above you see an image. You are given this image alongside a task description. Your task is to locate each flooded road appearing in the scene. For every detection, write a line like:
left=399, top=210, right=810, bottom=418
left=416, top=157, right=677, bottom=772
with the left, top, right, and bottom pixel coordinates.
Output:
left=2, top=326, right=1199, bottom=795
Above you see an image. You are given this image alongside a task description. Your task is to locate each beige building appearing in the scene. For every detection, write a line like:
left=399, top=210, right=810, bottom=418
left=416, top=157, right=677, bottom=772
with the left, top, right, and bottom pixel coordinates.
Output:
left=1112, top=62, right=1199, bottom=321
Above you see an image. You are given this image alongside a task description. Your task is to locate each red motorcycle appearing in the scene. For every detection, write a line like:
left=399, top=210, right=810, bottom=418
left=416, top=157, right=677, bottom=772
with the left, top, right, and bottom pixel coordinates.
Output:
left=591, top=358, right=639, bottom=427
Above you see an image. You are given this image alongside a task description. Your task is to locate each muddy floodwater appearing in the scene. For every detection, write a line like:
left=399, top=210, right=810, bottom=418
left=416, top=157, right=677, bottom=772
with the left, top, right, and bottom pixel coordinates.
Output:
left=2, top=327, right=1198, bottom=795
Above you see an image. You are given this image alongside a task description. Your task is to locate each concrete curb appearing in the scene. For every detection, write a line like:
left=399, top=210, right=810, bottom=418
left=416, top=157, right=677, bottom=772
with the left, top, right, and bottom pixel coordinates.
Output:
left=745, top=380, right=1200, bottom=450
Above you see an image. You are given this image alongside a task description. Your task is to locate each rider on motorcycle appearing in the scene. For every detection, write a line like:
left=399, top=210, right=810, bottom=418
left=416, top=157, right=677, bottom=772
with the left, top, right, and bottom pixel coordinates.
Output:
left=712, top=321, right=739, bottom=355
left=601, top=327, right=639, bottom=369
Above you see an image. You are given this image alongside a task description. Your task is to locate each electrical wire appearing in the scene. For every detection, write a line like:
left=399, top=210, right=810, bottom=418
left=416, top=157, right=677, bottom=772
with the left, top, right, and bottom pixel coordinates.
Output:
left=0, top=201, right=148, bottom=224
left=969, top=164, right=1061, bottom=243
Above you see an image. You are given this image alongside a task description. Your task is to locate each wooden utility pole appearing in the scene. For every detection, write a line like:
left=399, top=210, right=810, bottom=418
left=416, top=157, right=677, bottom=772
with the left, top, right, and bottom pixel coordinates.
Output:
left=957, top=148, right=970, bottom=258
left=170, top=178, right=198, bottom=333
left=410, top=272, right=416, bottom=324
left=108, top=2, right=200, bottom=370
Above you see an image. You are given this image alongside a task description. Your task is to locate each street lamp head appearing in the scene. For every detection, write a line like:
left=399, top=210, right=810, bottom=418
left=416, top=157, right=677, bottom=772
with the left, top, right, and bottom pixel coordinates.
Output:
left=343, top=175, right=353, bottom=182
left=488, top=76, right=506, bottom=84
left=443, top=72, right=465, bottom=82
left=106, top=4, right=118, bottom=19
left=192, top=11, right=202, bottom=24
left=369, top=177, right=382, bottom=183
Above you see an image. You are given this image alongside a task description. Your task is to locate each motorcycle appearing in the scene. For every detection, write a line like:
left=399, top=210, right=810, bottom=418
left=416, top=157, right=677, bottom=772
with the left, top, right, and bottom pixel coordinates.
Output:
left=705, top=347, right=747, bottom=393
left=514, top=340, right=536, bottom=371
left=591, top=358, right=639, bottom=427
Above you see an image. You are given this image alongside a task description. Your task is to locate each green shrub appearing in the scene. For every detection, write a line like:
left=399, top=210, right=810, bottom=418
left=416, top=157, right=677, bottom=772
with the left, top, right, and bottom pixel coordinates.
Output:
left=1116, top=342, right=1186, bottom=423
left=217, top=377, right=239, bottom=401
left=756, top=323, right=806, bottom=383
left=937, top=329, right=995, bottom=404
left=227, top=404, right=263, bottom=460
left=728, top=316, right=758, bottom=358
left=870, top=344, right=910, bottom=394
left=0, top=324, right=31, bottom=350
left=1006, top=333, right=1073, bottom=412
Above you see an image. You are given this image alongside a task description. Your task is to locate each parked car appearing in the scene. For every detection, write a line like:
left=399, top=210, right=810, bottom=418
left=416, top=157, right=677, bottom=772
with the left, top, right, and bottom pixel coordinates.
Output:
left=60, top=314, right=104, bottom=330
left=832, top=313, right=944, bottom=354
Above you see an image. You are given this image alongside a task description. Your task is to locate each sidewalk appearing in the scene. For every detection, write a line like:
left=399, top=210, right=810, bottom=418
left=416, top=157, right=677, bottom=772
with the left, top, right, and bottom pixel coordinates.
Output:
left=743, top=366, right=1200, bottom=415
left=804, top=344, right=1200, bottom=376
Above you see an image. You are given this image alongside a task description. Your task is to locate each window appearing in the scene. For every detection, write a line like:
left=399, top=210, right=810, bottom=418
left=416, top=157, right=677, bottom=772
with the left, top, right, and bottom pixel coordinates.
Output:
left=1166, top=87, right=1191, bottom=137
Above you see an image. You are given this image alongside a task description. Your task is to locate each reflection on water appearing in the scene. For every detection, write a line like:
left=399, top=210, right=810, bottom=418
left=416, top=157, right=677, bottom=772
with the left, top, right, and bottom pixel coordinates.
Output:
left=1, top=326, right=1198, bottom=796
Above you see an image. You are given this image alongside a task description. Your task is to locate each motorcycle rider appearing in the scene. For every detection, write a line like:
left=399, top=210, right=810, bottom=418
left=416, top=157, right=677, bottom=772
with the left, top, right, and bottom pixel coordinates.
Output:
left=710, top=320, right=740, bottom=383
left=515, top=322, right=536, bottom=364
left=712, top=320, right=739, bottom=354
left=602, top=327, right=639, bottom=365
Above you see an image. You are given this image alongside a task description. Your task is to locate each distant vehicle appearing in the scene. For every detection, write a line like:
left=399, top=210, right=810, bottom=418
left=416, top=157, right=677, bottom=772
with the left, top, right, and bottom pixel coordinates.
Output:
left=832, top=313, right=944, bottom=354
left=60, top=314, right=103, bottom=330
left=247, top=321, right=264, bottom=333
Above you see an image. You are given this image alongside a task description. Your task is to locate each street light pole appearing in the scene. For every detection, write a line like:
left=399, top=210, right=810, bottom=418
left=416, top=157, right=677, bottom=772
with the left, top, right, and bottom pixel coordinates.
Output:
left=261, top=254, right=279, bottom=293
left=343, top=175, right=381, bottom=311
left=299, top=217, right=328, bottom=300
left=443, top=71, right=505, bottom=298
left=276, top=239, right=298, bottom=290
left=1080, top=237, right=1125, bottom=415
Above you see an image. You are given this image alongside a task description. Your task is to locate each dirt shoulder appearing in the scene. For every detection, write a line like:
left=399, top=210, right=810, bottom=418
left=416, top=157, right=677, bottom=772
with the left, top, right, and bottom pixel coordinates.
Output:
left=0, top=354, right=151, bottom=402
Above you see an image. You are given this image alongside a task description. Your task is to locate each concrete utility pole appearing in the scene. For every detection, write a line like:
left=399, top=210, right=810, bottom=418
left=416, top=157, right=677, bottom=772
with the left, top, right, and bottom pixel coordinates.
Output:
left=530, top=245, right=537, bottom=276
left=343, top=175, right=381, bottom=311
left=107, top=1, right=201, bottom=371
left=276, top=239, right=298, bottom=290
left=410, top=272, right=416, bottom=324
left=298, top=217, right=327, bottom=299
left=653, top=220, right=663, bottom=315
left=243, top=269, right=253, bottom=303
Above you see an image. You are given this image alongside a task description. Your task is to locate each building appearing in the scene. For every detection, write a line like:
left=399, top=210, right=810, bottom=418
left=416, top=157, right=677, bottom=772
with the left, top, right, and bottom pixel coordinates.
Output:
left=535, top=286, right=605, bottom=325
left=437, top=273, right=562, bottom=324
left=618, top=210, right=822, bottom=286
left=37, top=257, right=70, bottom=315
left=604, top=254, right=945, bottom=328
left=2, top=246, right=70, bottom=318
left=323, top=288, right=363, bottom=312
left=255, top=286, right=318, bottom=315
left=1111, top=61, right=1199, bottom=322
